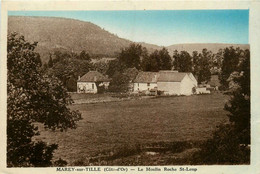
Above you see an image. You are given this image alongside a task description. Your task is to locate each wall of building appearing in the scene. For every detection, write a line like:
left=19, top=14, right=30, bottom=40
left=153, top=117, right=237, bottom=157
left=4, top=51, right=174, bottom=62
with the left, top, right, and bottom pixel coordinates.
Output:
left=77, top=82, right=97, bottom=93
left=157, top=82, right=181, bottom=95
left=188, top=74, right=198, bottom=87
left=180, top=75, right=196, bottom=95
left=133, top=82, right=157, bottom=92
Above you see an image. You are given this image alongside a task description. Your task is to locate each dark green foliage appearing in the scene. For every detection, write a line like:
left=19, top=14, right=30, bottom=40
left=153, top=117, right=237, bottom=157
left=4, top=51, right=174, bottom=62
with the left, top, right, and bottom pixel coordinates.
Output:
left=219, top=47, right=241, bottom=90
left=197, top=49, right=212, bottom=84
left=158, top=48, right=172, bottom=70
left=192, top=51, right=200, bottom=78
left=118, top=43, right=143, bottom=69
left=141, top=50, right=160, bottom=72
left=108, top=72, right=130, bottom=93
left=107, top=44, right=145, bottom=92
left=7, top=33, right=81, bottom=167
left=191, top=124, right=250, bottom=164
left=47, top=51, right=91, bottom=92
left=106, top=59, right=127, bottom=78
left=29, top=142, right=58, bottom=167
left=191, top=49, right=213, bottom=84
left=92, top=61, right=110, bottom=75
left=79, top=50, right=91, bottom=61
left=141, top=48, right=171, bottom=72
left=96, top=81, right=106, bottom=94
left=173, top=50, right=192, bottom=72
left=191, top=49, right=250, bottom=164
left=224, top=49, right=250, bottom=144
left=54, top=158, right=68, bottom=167
left=211, top=49, right=223, bottom=75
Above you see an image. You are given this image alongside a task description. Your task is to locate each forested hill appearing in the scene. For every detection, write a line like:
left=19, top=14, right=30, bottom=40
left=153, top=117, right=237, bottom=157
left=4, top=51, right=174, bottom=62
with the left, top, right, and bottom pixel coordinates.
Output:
left=8, top=16, right=135, bottom=63
left=8, top=16, right=249, bottom=63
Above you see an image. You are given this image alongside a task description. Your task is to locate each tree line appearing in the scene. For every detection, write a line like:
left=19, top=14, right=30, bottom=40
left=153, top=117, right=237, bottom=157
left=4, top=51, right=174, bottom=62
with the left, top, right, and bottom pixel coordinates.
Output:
left=44, top=43, right=249, bottom=92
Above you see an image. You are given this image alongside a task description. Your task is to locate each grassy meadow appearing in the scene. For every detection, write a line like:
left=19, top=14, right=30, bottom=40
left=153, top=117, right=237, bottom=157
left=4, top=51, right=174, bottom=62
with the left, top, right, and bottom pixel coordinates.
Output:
left=36, top=93, right=229, bottom=165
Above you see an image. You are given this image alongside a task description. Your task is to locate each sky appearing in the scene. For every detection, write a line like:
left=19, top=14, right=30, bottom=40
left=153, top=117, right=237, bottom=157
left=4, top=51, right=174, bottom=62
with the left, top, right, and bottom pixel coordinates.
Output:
left=8, top=10, right=249, bottom=46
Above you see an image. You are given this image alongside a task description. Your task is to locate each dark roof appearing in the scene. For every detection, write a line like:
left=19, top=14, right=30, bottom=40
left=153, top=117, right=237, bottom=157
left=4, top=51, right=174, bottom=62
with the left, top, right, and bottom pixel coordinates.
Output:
left=78, top=71, right=110, bottom=82
left=133, top=71, right=191, bottom=83
left=157, top=71, right=187, bottom=82
left=133, top=72, right=158, bottom=83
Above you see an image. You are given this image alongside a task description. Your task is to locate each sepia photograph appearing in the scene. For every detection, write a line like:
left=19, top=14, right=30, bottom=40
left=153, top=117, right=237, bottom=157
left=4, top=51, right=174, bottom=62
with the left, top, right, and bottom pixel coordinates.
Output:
left=2, top=2, right=256, bottom=172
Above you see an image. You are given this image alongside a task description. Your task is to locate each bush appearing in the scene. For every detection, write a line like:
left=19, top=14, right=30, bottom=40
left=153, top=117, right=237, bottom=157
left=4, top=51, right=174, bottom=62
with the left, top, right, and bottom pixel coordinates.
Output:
left=191, top=123, right=250, bottom=164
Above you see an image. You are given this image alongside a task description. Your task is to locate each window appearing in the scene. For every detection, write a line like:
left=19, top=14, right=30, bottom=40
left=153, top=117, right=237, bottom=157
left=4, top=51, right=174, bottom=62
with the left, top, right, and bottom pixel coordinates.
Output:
left=92, top=83, right=94, bottom=89
left=147, top=83, right=150, bottom=86
left=138, top=83, right=139, bottom=87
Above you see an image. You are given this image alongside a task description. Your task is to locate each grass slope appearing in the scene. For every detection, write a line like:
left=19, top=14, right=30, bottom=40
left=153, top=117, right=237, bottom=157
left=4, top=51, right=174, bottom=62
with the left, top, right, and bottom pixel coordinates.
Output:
left=36, top=93, right=228, bottom=165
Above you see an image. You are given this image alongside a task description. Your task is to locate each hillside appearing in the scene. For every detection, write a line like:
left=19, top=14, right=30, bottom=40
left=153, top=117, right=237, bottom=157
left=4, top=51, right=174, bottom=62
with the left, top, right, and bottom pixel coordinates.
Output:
left=8, top=16, right=249, bottom=63
left=8, top=16, right=132, bottom=63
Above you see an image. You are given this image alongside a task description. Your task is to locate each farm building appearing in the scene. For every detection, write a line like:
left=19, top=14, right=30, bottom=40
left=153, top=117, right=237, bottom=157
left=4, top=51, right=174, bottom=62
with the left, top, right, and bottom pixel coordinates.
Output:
left=77, top=71, right=110, bottom=93
left=133, top=71, right=198, bottom=95
left=133, top=72, right=158, bottom=93
left=157, top=71, right=197, bottom=95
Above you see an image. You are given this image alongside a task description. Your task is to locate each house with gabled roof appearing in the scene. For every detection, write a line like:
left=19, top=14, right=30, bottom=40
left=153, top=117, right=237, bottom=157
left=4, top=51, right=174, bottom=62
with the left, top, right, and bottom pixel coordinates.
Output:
left=157, top=71, right=197, bottom=95
left=133, top=70, right=197, bottom=95
left=77, top=71, right=110, bottom=93
left=133, top=71, right=158, bottom=93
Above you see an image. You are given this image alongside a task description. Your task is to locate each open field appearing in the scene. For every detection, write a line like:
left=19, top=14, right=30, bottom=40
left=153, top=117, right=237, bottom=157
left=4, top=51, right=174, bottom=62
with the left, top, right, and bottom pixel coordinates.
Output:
left=36, top=93, right=229, bottom=165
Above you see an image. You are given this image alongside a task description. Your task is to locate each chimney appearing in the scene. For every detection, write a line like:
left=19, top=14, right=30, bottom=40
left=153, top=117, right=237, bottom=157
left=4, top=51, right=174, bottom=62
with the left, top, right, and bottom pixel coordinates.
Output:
left=78, top=76, right=81, bottom=81
left=94, top=76, right=97, bottom=81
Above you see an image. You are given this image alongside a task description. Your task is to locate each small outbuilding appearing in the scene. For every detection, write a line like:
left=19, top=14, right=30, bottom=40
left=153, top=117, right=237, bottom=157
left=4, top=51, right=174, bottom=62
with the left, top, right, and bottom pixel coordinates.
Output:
left=77, top=71, right=110, bottom=94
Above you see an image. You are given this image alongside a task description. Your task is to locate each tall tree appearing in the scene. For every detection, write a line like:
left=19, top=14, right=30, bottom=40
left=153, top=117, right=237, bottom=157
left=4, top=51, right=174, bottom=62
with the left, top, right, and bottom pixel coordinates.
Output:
left=219, top=47, right=241, bottom=90
left=211, top=49, right=224, bottom=75
left=173, top=50, right=192, bottom=72
left=225, top=49, right=250, bottom=144
left=192, top=51, right=200, bottom=78
left=106, top=59, right=127, bottom=78
left=197, top=49, right=212, bottom=83
left=7, top=33, right=82, bottom=167
left=118, top=43, right=142, bottom=69
left=158, top=47, right=172, bottom=70
left=141, top=50, right=160, bottom=72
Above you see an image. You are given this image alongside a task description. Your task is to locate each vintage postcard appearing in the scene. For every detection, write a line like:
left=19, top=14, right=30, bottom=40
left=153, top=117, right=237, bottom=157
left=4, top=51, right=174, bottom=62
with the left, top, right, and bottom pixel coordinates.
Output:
left=0, top=0, right=260, bottom=174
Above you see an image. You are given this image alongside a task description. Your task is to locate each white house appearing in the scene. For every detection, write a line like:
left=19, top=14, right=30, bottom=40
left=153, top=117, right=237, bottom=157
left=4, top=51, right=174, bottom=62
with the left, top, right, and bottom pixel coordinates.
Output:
left=157, top=71, right=198, bottom=95
left=133, top=70, right=198, bottom=96
left=77, top=71, right=110, bottom=94
left=133, top=72, right=158, bottom=93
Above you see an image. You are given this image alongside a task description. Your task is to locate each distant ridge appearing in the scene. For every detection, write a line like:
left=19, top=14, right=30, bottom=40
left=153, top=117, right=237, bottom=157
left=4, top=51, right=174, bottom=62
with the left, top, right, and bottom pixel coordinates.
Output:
left=8, top=16, right=249, bottom=63
left=166, top=43, right=249, bottom=55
